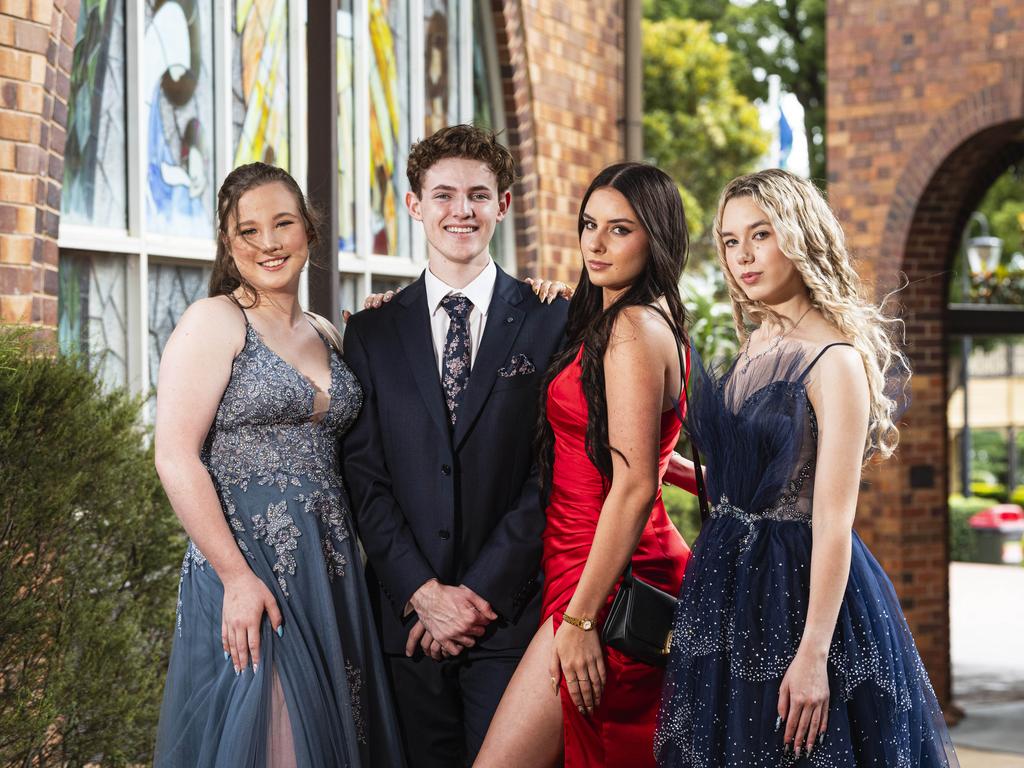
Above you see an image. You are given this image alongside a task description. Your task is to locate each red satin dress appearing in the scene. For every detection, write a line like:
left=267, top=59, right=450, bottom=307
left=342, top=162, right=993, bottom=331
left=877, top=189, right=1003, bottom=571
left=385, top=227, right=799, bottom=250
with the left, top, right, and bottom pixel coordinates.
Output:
left=541, top=345, right=691, bottom=767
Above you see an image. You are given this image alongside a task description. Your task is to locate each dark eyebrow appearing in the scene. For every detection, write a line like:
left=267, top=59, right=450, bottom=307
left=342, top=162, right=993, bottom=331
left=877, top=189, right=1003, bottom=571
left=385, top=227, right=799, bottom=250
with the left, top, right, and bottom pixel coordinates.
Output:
left=720, top=219, right=771, bottom=238
left=430, top=184, right=493, bottom=193
left=237, top=212, right=296, bottom=226
left=581, top=213, right=637, bottom=226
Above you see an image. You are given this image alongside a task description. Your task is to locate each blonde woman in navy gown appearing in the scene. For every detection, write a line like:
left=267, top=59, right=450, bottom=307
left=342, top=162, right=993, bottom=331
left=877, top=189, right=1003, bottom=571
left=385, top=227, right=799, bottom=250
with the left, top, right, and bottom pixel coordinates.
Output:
left=655, top=169, right=958, bottom=767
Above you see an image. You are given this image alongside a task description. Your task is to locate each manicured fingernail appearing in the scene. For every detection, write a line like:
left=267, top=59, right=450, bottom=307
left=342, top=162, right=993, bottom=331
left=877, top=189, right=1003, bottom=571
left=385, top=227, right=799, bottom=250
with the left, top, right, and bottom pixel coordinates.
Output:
left=818, top=732, right=826, bottom=746
left=253, top=663, right=258, bottom=674
left=234, top=666, right=240, bottom=676
left=224, top=651, right=230, bottom=661
left=795, top=746, right=802, bottom=759
left=276, top=625, right=283, bottom=637
left=775, top=715, right=782, bottom=732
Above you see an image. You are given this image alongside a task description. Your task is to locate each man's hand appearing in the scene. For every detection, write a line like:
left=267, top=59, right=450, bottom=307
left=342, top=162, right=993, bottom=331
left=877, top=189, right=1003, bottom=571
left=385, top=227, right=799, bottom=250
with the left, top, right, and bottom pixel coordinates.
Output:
left=408, top=580, right=497, bottom=655
left=405, top=619, right=449, bottom=660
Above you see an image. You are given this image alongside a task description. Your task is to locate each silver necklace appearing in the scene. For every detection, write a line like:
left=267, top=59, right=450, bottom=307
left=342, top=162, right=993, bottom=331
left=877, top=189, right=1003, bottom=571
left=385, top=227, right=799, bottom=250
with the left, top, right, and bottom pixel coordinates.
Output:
left=739, top=306, right=813, bottom=374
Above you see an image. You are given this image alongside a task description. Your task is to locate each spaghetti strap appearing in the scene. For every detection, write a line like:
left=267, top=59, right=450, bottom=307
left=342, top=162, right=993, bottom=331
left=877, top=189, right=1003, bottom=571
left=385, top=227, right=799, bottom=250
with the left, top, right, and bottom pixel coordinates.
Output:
left=798, top=341, right=854, bottom=381
left=226, top=294, right=250, bottom=326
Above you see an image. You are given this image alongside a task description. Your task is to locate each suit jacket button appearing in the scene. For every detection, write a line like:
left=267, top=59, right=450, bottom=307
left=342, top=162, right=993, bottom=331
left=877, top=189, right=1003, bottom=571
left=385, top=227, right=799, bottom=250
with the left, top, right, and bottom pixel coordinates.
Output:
left=438, top=529, right=450, bottom=540
left=441, top=464, right=451, bottom=475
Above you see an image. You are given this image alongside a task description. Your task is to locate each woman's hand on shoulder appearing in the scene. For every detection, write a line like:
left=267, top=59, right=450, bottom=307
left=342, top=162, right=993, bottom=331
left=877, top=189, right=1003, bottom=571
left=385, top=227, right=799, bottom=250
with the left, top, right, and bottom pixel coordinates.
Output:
left=154, top=296, right=246, bottom=473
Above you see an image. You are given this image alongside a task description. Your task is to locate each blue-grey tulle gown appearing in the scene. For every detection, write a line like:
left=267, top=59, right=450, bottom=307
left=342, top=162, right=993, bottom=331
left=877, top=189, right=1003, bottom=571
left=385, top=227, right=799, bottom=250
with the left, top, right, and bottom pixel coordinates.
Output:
left=655, top=343, right=958, bottom=768
left=154, top=316, right=404, bottom=767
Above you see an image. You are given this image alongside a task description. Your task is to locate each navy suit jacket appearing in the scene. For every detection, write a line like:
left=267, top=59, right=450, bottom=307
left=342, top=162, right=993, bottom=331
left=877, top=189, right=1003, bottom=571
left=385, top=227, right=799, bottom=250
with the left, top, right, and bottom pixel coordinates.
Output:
left=342, top=266, right=569, bottom=655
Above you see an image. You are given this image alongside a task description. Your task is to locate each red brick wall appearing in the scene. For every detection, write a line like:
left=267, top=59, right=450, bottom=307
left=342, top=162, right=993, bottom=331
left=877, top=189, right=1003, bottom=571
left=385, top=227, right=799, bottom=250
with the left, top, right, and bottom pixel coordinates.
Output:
left=489, top=0, right=625, bottom=282
left=828, top=0, right=1024, bottom=706
left=0, top=0, right=79, bottom=336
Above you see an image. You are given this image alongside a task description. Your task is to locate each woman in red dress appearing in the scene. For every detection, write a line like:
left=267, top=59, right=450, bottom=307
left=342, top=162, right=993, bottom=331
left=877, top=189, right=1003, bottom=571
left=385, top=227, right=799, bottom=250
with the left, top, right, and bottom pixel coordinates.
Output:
left=475, top=163, right=697, bottom=767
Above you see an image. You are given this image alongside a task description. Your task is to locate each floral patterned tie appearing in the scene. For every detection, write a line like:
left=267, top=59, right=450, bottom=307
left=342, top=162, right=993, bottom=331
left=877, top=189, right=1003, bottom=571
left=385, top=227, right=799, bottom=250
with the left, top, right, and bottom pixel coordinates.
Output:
left=440, top=294, right=474, bottom=427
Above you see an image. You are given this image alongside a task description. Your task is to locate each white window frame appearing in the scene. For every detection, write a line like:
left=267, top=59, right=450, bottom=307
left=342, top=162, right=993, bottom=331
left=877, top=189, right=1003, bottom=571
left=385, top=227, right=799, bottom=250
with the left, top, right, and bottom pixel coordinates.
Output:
left=58, top=0, right=307, bottom=406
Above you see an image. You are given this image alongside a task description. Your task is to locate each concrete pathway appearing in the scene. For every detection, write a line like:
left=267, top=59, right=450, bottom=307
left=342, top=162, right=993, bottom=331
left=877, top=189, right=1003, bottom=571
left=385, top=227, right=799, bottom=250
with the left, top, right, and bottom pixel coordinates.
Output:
left=949, top=562, right=1024, bottom=760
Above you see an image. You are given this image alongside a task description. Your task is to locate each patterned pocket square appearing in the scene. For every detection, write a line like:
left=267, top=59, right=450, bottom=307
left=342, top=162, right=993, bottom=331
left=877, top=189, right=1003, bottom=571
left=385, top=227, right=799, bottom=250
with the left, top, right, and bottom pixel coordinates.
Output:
left=498, top=353, right=536, bottom=378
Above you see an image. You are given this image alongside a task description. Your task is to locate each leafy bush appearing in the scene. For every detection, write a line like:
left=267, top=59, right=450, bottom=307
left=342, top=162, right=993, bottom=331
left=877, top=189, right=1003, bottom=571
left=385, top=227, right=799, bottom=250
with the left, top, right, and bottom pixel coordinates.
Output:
left=1011, top=486, right=1024, bottom=507
left=948, top=494, right=995, bottom=562
left=664, top=484, right=703, bottom=547
left=969, top=481, right=1007, bottom=502
left=0, top=326, right=183, bottom=766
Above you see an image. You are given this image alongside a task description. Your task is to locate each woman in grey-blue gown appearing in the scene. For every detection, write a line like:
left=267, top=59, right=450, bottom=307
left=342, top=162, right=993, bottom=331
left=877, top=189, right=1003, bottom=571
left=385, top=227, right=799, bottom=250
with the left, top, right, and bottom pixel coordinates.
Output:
left=153, top=162, right=403, bottom=767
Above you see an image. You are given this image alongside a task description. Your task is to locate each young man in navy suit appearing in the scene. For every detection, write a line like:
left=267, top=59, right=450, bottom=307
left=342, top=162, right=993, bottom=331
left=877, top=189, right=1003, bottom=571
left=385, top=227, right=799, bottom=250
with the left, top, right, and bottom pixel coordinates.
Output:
left=342, top=125, right=569, bottom=767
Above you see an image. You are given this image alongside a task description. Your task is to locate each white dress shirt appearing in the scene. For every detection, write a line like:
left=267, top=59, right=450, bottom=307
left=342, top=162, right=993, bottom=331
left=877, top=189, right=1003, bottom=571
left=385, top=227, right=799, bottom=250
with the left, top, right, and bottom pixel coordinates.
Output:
left=424, top=259, right=497, bottom=378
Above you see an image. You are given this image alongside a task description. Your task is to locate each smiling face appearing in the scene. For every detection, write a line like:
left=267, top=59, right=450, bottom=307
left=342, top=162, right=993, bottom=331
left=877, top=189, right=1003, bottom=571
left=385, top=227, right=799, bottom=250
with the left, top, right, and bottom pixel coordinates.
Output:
left=579, top=186, right=650, bottom=293
left=719, top=195, right=805, bottom=305
left=406, top=157, right=510, bottom=268
left=227, top=181, right=309, bottom=295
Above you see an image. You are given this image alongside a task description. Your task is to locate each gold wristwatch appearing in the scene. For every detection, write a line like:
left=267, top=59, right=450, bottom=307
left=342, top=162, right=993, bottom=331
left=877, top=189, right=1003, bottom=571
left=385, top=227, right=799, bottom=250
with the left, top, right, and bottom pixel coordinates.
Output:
left=562, top=612, right=595, bottom=631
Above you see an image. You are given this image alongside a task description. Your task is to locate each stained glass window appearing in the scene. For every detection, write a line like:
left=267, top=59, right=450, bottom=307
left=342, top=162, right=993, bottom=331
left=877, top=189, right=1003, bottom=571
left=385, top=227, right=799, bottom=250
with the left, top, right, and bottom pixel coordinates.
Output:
left=423, top=0, right=459, bottom=136
left=233, top=0, right=290, bottom=168
left=62, top=0, right=127, bottom=229
left=338, top=1, right=356, bottom=252
left=57, top=251, right=129, bottom=390
left=147, top=262, right=213, bottom=411
left=368, top=0, right=409, bottom=256
left=143, top=0, right=216, bottom=239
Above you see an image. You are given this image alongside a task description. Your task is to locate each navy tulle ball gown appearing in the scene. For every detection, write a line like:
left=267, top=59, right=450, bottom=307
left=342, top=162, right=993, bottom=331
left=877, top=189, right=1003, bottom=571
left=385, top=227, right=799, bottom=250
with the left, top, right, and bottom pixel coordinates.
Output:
left=655, top=343, right=958, bottom=768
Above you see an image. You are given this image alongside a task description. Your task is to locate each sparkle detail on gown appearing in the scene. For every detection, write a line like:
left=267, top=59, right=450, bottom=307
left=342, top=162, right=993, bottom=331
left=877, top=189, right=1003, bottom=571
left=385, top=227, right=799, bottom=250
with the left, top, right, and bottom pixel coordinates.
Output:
left=154, top=320, right=404, bottom=767
left=654, top=343, right=959, bottom=768
left=542, top=344, right=691, bottom=768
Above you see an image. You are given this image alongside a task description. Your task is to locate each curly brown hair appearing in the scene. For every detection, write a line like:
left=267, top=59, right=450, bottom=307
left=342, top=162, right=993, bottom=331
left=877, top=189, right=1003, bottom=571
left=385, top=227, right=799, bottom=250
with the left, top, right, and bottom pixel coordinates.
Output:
left=208, top=162, right=321, bottom=306
left=406, top=124, right=516, bottom=196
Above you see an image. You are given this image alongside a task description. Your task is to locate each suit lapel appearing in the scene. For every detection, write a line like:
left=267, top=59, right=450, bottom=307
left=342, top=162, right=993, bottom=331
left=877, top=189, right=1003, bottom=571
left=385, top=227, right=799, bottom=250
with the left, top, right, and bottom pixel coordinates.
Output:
left=395, top=276, right=450, bottom=440
left=453, top=267, right=526, bottom=450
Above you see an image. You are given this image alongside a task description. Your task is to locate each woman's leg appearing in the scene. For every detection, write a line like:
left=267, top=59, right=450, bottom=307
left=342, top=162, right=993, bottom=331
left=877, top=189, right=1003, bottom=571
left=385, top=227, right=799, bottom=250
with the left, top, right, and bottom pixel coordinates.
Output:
left=474, top=616, right=564, bottom=768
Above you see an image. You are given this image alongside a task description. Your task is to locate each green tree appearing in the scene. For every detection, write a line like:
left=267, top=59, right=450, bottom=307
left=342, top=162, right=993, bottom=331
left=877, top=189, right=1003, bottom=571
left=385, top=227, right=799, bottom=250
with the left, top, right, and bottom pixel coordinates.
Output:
left=643, top=17, right=768, bottom=243
left=646, top=0, right=826, bottom=183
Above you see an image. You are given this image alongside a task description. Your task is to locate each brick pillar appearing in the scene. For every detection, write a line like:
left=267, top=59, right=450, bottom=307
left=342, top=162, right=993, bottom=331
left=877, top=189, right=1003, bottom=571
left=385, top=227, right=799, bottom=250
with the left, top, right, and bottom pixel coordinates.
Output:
left=0, top=0, right=80, bottom=336
left=489, top=0, right=625, bottom=282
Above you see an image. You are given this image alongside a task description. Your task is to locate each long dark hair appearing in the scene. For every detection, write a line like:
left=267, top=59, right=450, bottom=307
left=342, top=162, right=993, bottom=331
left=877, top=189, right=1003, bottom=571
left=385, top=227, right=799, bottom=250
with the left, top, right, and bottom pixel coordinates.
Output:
left=208, top=162, right=321, bottom=305
left=537, top=162, right=690, bottom=493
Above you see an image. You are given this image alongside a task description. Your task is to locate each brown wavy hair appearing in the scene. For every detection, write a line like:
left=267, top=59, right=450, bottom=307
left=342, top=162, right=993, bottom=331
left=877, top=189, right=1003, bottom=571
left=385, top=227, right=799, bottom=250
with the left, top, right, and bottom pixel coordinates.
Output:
left=537, top=163, right=691, bottom=493
left=208, top=162, right=321, bottom=306
left=406, top=124, right=517, bottom=195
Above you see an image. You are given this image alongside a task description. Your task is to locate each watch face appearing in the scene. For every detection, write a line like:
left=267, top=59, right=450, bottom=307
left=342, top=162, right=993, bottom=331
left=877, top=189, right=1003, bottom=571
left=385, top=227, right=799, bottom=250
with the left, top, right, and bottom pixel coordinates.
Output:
left=582, top=619, right=594, bottom=631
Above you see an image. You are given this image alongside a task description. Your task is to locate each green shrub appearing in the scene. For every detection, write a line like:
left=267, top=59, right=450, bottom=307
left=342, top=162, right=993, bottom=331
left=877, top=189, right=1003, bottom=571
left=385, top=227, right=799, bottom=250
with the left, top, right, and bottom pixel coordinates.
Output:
left=663, top=484, right=703, bottom=547
left=1010, top=486, right=1024, bottom=507
left=969, top=481, right=1007, bottom=502
left=0, top=326, right=183, bottom=766
left=948, top=494, right=995, bottom=562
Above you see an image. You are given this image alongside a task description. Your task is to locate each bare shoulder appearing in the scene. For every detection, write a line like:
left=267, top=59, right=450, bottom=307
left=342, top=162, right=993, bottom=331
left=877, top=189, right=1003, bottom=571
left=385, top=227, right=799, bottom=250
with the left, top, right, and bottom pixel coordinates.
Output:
left=812, top=343, right=868, bottom=410
left=609, top=303, right=677, bottom=348
left=168, top=295, right=246, bottom=354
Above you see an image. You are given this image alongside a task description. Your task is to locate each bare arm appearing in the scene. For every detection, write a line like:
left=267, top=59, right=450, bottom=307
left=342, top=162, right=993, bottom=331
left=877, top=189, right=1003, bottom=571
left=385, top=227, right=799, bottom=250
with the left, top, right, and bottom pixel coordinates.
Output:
left=780, top=345, right=869, bottom=755
left=154, top=297, right=281, bottom=672
left=664, top=452, right=698, bottom=495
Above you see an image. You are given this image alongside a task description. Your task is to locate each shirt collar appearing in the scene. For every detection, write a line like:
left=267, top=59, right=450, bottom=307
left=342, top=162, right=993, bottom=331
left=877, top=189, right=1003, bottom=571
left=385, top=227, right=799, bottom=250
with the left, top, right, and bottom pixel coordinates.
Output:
left=425, top=258, right=497, bottom=316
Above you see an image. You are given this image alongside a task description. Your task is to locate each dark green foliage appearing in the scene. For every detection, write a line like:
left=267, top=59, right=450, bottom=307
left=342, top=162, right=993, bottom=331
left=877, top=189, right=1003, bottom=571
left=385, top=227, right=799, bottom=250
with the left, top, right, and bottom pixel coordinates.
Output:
left=646, top=0, right=827, bottom=183
left=0, top=326, right=184, bottom=766
left=948, top=494, right=1000, bottom=562
left=663, top=484, right=703, bottom=547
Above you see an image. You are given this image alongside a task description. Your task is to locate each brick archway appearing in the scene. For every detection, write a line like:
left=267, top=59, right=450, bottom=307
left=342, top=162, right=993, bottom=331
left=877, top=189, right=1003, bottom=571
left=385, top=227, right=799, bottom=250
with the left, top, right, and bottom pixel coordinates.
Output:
left=840, top=57, right=1024, bottom=707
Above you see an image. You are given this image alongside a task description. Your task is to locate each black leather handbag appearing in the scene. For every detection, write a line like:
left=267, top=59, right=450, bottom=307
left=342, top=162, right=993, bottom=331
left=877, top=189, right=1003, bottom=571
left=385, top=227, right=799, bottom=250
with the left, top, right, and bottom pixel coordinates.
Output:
left=601, top=336, right=711, bottom=667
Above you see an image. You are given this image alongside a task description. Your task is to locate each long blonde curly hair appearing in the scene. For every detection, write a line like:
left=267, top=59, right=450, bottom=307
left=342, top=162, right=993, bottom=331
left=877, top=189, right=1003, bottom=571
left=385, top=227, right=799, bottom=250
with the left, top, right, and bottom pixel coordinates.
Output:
left=713, top=169, right=909, bottom=461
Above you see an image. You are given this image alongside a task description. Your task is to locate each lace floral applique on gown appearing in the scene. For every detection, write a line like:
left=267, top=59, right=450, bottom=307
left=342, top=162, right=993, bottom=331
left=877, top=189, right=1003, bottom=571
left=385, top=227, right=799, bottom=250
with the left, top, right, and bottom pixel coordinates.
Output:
left=655, top=343, right=958, bottom=768
left=154, top=317, right=404, bottom=767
